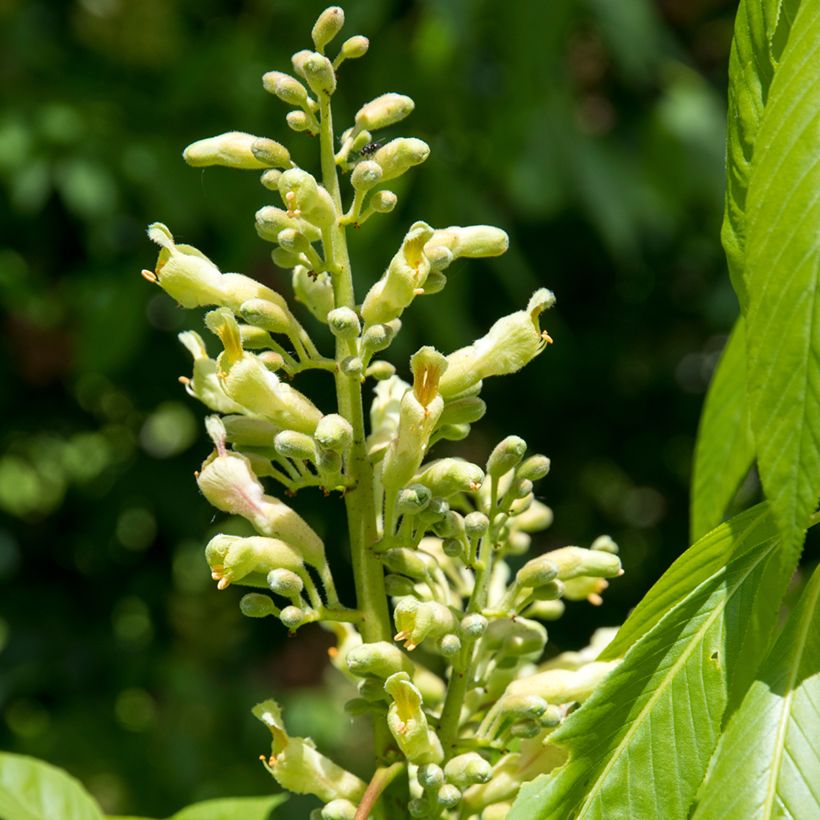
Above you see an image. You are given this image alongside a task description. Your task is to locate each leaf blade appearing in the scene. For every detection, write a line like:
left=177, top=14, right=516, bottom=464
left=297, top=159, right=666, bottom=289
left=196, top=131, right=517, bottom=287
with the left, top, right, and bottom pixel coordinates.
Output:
left=693, top=564, right=820, bottom=818
left=690, top=316, right=755, bottom=541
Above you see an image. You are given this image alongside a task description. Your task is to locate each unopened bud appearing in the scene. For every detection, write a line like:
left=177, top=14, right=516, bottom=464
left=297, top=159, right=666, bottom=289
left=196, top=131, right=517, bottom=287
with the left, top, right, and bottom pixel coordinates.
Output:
left=371, top=138, right=430, bottom=181
left=267, top=568, right=304, bottom=597
left=517, top=454, right=551, bottom=481
left=340, top=356, right=363, bottom=377
left=312, top=6, right=345, bottom=52
left=417, top=763, right=444, bottom=790
left=436, top=423, right=470, bottom=442
left=366, top=360, right=396, bottom=380
left=361, top=321, right=399, bottom=356
left=483, top=617, right=547, bottom=657
left=355, top=93, right=415, bottom=132
left=384, top=574, right=417, bottom=596
left=239, top=298, right=293, bottom=335
left=302, top=52, right=336, bottom=95
left=327, top=306, right=361, bottom=339
left=276, top=228, right=311, bottom=255
left=340, top=35, right=368, bottom=60
left=286, top=110, right=313, bottom=133
left=250, top=137, right=291, bottom=168
left=222, top=415, right=279, bottom=447
left=439, top=397, right=486, bottom=427
left=255, top=205, right=322, bottom=244
left=351, top=160, right=383, bottom=192
left=291, top=50, right=313, bottom=80
left=183, top=131, right=276, bottom=170
left=512, top=500, right=554, bottom=533
left=260, top=168, right=283, bottom=191
left=424, top=226, right=509, bottom=269
left=280, top=605, right=310, bottom=630
left=421, top=271, right=447, bottom=294
left=315, top=414, right=354, bottom=452
left=396, top=484, right=432, bottom=515
left=347, top=641, right=414, bottom=679
left=240, top=593, right=278, bottom=618
left=540, top=546, right=622, bottom=581
left=262, top=71, right=309, bottom=107
left=437, top=784, right=461, bottom=808
left=432, top=510, right=463, bottom=539
left=464, top=511, right=489, bottom=539
left=591, top=534, right=619, bottom=554
left=442, top=538, right=462, bottom=558
left=383, top=548, right=437, bottom=580
left=415, top=458, right=484, bottom=497
left=293, top=266, right=334, bottom=322
left=510, top=719, right=541, bottom=739
left=321, top=799, right=356, bottom=820
left=275, top=430, right=317, bottom=462
left=408, top=798, right=429, bottom=818
left=487, top=436, right=527, bottom=480
left=438, top=633, right=461, bottom=656
left=370, top=190, right=397, bottom=213
left=205, top=533, right=303, bottom=590
left=444, top=753, right=492, bottom=787
left=516, top=555, right=559, bottom=589
left=460, top=613, right=488, bottom=639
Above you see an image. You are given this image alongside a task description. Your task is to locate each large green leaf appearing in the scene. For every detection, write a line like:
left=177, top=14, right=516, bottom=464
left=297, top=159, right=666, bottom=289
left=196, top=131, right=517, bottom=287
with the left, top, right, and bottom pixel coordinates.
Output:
left=690, top=316, right=755, bottom=541
left=0, top=753, right=104, bottom=820
left=743, top=0, right=820, bottom=561
left=106, top=794, right=287, bottom=820
left=509, top=505, right=793, bottom=819
left=693, top=563, right=820, bottom=818
left=721, top=0, right=802, bottom=306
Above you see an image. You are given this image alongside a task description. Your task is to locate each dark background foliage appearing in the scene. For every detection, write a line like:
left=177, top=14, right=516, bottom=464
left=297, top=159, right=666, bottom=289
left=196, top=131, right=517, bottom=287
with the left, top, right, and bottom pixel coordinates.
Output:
left=0, top=0, right=755, bottom=815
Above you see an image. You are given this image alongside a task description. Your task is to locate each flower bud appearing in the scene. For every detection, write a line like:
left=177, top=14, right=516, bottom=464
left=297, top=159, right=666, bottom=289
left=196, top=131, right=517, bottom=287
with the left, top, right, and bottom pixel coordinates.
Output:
left=437, top=785, right=461, bottom=808
left=516, top=555, right=559, bottom=589
left=529, top=579, right=564, bottom=601
left=417, top=763, right=444, bottom=790
left=238, top=298, right=292, bottom=336
left=408, top=798, right=428, bottom=818
left=279, top=169, right=336, bottom=230
left=327, top=306, right=360, bottom=339
left=433, top=510, right=463, bottom=539
left=437, top=423, right=471, bottom=442
left=254, top=700, right=366, bottom=802
left=340, top=35, right=368, bottom=59
left=384, top=672, right=443, bottom=764
left=286, top=110, right=313, bottom=133
left=393, top=598, right=457, bottom=651
left=414, top=458, right=484, bottom=497
left=222, top=415, right=279, bottom=447
left=439, top=397, right=486, bottom=427
left=250, top=137, right=291, bottom=168
left=384, top=574, right=416, bottom=597
left=591, top=534, right=619, bottom=554
left=205, top=533, right=304, bottom=590
left=438, top=633, right=461, bottom=656
left=347, top=641, right=414, bottom=679
left=267, top=567, right=304, bottom=598
left=444, top=753, right=492, bottom=787
left=483, top=617, right=547, bottom=658
left=355, top=93, right=415, bottom=132
left=424, top=226, right=509, bottom=270
left=311, top=6, right=345, bottom=52
left=460, top=613, right=488, bottom=639
left=340, top=356, right=363, bottom=377
left=486, top=435, right=527, bottom=480
left=366, top=360, right=395, bottom=380
left=525, top=599, right=566, bottom=621
left=240, top=592, right=278, bottom=618
left=315, top=414, right=354, bottom=452
left=442, top=539, right=462, bottom=558
left=538, top=546, right=622, bottom=581
left=350, top=160, right=383, bottom=192
left=255, top=206, right=322, bottom=244
left=260, top=169, right=283, bottom=191
left=302, top=52, right=336, bottom=95
left=497, top=693, right=549, bottom=720
left=361, top=222, right=435, bottom=325
left=396, top=484, right=432, bottom=515
left=280, top=605, right=311, bottom=630
left=464, top=511, right=489, bottom=539
left=383, top=548, right=438, bottom=580
left=439, top=289, right=556, bottom=398
left=321, top=799, right=356, bottom=820
left=503, top=661, right=619, bottom=705
left=371, top=138, right=430, bottom=181
left=517, top=454, right=551, bottom=481
left=511, top=500, right=553, bottom=533
left=293, top=266, right=334, bottom=322
left=274, top=430, right=317, bottom=462
left=198, top=454, right=325, bottom=568
left=361, top=321, right=399, bottom=356
left=262, top=71, right=309, bottom=107
left=510, top=719, right=541, bottom=739
left=291, top=49, right=313, bottom=80
left=370, top=190, right=397, bottom=213
left=183, top=131, right=277, bottom=170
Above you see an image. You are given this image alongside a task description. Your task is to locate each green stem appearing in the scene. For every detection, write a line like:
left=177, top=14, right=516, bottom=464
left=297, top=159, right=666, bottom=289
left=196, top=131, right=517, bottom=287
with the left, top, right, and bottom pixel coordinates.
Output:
left=317, top=90, right=394, bottom=761
left=354, top=761, right=406, bottom=820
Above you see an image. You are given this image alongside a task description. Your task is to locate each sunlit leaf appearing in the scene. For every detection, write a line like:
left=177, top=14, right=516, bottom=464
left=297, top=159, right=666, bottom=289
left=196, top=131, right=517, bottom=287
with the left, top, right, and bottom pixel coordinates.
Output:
left=693, top=563, right=820, bottom=818
left=0, top=753, right=104, bottom=820
left=690, top=316, right=755, bottom=541
left=509, top=504, right=796, bottom=819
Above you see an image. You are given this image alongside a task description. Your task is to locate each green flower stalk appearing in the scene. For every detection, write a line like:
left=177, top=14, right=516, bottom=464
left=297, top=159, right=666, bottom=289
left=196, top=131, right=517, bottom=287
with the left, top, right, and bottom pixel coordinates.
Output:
left=142, top=7, right=623, bottom=817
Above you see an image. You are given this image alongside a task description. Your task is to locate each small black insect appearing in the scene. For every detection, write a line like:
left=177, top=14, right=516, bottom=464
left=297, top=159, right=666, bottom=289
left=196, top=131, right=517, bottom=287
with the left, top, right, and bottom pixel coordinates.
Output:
left=358, top=140, right=383, bottom=158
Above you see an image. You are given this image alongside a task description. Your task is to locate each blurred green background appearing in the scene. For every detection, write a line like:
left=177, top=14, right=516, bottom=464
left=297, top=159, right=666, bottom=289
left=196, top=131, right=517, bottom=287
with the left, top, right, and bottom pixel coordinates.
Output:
left=0, top=0, right=765, bottom=815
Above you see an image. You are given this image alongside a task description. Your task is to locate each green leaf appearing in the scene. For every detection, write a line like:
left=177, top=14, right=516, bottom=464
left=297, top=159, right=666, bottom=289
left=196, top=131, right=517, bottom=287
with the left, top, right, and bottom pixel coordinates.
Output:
left=693, top=563, right=820, bottom=818
left=721, top=0, right=801, bottom=307
left=743, top=0, right=820, bottom=561
left=690, top=316, right=755, bottom=541
left=168, top=795, right=286, bottom=820
left=509, top=504, right=794, bottom=820
left=0, top=753, right=104, bottom=820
